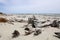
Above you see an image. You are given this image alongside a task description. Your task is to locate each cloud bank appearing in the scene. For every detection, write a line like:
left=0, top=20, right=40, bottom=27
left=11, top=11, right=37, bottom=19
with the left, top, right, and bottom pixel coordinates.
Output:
left=0, top=0, right=60, bottom=14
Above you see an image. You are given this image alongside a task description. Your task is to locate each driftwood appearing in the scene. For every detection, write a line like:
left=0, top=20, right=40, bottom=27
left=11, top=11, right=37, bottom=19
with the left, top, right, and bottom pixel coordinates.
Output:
left=28, top=15, right=38, bottom=28
left=12, top=30, right=20, bottom=38
left=34, top=29, right=42, bottom=36
left=24, top=27, right=30, bottom=31
left=41, top=21, right=46, bottom=24
left=24, top=27, right=33, bottom=36
left=54, top=32, right=60, bottom=39
left=50, top=20, right=59, bottom=28
left=58, top=21, right=60, bottom=24
left=55, top=32, right=60, bottom=36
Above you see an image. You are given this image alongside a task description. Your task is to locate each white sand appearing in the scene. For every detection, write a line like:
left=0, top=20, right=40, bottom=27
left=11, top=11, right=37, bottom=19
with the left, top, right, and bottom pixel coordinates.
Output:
left=0, top=14, right=60, bottom=40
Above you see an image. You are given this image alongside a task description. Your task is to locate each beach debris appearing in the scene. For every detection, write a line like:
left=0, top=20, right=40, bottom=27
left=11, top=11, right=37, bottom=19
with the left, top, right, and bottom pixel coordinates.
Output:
left=47, top=20, right=50, bottom=22
left=41, top=24, right=50, bottom=28
left=55, top=32, right=60, bottom=36
left=12, top=30, right=20, bottom=38
left=24, top=27, right=33, bottom=36
left=28, top=15, right=38, bottom=28
left=25, top=31, right=31, bottom=36
left=41, top=21, right=46, bottom=24
left=58, top=21, right=60, bottom=24
left=54, top=32, right=60, bottom=39
left=24, top=28, right=31, bottom=35
left=34, top=28, right=42, bottom=36
left=24, top=27, right=30, bottom=31
left=50, top=20, right=59, bottom=28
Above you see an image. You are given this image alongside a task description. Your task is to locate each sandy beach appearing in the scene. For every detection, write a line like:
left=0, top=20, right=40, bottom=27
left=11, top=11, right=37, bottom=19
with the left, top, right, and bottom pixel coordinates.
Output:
left=0, top=14, right=60, bottom=40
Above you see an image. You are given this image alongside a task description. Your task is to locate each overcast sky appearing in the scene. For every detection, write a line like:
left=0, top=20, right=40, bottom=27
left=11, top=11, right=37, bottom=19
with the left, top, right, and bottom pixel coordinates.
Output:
left=0, top=0, right=60, bottom=14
